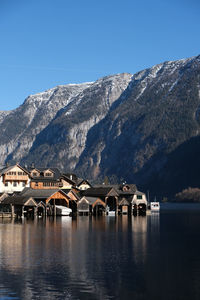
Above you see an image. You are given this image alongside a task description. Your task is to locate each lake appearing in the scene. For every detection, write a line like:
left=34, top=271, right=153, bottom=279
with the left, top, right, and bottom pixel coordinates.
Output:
left=0, top=203, right=200, bottom=299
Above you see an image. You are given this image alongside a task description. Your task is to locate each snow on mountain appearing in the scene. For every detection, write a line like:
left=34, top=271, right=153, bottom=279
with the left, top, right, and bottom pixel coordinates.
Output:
left=19, top=72, right=133, bottom=170
left=0, top=111, right=11, bottom=124
left=1, top=55, right=200, bottom=199
left=0, top=74, right=132, bottom=166
left=0, top=82, right=93, bottom=164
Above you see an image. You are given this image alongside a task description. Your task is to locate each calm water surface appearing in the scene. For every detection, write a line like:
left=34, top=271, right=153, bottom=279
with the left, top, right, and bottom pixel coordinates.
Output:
left=0, top=204, right=200, bottom=299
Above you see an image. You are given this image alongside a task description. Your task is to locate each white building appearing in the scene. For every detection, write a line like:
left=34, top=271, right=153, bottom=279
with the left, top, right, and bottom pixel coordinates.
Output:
left=0, top=164, right=30, bottom=194
left=132, top=191, right=147, bottom=206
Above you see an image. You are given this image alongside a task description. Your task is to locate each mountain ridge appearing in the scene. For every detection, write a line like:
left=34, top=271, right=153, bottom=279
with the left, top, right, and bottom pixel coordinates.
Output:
left=1, top=55, right=200, bottom=198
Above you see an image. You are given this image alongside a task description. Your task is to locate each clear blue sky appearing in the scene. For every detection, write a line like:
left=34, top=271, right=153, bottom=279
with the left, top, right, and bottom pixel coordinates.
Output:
left=0, top=0, right=200, bottom=110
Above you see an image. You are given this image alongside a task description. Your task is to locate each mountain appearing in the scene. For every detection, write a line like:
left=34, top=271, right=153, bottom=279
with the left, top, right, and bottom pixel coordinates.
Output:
left=1, top=55, right=200, bottom=198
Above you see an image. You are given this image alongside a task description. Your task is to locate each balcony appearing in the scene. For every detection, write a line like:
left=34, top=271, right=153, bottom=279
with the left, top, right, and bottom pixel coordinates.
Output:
left=4, top=174, right=29, bottom=181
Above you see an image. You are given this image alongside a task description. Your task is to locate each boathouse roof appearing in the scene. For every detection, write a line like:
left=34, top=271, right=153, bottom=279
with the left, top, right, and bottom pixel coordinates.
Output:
left=2, top=195, right=37, bottom=206
left=134, top=190, right=145, bottom=196
left=119, top=198, right=130, bottom=206
left=83, top=187, right=119, bottom=197
left=93, top=184, right=137, bottom=195
left=84, top=196, right=101, bottom=204
left=21, top=188, right=61, bottom=198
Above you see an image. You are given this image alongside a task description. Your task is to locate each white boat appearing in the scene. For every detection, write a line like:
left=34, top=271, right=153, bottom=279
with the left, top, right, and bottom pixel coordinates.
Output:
left=106, top=206, right=116, bottom=216
left=150, top=202, right=160, bottom=212
left=108, top=210, right=116, bottom=216
left=56, top=205, right=72, bottom=216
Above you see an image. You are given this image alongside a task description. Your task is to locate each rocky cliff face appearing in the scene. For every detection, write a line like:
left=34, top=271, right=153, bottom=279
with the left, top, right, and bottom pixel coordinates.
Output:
left=0, top=111, right=11, bottom=124
left=75, top=55, right=200, bottom=196
left=0, top=82, right=93, bottom=164
left=0, top=73, right=133, bottom=167
left=19, top=73, right=133, bottom=170
left=1, top=55, right=200, bottom=197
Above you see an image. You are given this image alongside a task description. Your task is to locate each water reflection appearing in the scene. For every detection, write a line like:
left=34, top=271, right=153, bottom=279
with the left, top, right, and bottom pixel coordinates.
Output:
left=0, top=210, right=199, bottom=299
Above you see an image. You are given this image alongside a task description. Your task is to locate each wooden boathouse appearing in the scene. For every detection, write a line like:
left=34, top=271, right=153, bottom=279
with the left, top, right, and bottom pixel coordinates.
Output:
left=82, top=185, right=147, bottom=215
left=77, top=196, right=107, bottom=215
left=82, top=187, right=119, bottom=215
left=0, top=188, right=80, bottom=218
left=0, top=182, right=147, bottom=217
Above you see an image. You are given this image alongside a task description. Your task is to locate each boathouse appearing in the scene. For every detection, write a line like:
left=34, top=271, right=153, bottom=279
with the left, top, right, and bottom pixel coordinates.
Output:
left=83, top=187, right=119, bottom=214
left=87, top=197, right=106, bottom=215
left=1, top=195, right=38, bottom=218
left=77, top=197, right=90, bottom=215
left=0, top=187, right=80, bottom=217
left=118, top=198, right=130, bottom=214
left=77, top=196, right=107, bottom=215
left=132, top=191, right=147, bottom=215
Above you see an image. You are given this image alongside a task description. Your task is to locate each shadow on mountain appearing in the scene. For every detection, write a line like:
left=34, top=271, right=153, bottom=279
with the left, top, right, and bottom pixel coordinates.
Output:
left=141, top=135, right=200, bottom=199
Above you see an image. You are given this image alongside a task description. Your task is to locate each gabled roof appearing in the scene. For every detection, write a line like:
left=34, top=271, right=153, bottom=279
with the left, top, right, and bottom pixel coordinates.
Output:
left=76, top=179, right=92, bottom=187
left=61, top=175, right=92, bottom=188
left=29, top=168, right=41, bottom=173
left=28, top=167, right=61, bottom=180
left=62, top=189, right=80, bottom=201
left=62, top=173, right=78, bottom=182
left=37, top=200, right=46, bottom=207
left=0, top=193, right=9, bottom=202
left=20, top=188, right=60, bottom=199
left=93, top=184, right=137, bottom=195
left=134, top=190, right=145, bottom=196
left=83, top=196, right=100, bottom=204
left=2, top=196, right=37, bottom=206
left=83, top=187, right=119, bottom=197
left=78, top=196, right=90, bottom=203
left=0, top=164, right=30, bottom=176
left=60, top=175, right=76, bottom=185
left=119, top=198, right=130, bottom=206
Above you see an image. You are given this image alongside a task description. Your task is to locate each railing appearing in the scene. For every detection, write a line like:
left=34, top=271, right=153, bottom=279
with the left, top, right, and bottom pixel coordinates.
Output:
left=4, top=175, right=28, bottom=181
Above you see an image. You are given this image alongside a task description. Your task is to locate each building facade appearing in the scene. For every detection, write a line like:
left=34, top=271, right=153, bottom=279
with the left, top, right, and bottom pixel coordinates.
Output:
left=0, top=164, right=30, bottom=194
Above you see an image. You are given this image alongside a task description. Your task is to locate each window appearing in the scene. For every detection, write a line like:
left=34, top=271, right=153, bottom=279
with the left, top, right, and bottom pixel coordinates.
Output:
left=43, top=182, right=51, bottom=186
left=32, top=172, right=39, bottom=177
left=7, top=171, right=17, bottom=175
left=13, top=182, right=17, bottom=187
left=123, top=185, right=130, bottom=191
left=137, top=195, right=142, bottom=199
left=5, top=182, right=8, bottom=187
left=18, top=172, right=26, bottom=176
left=45, top=172, right=53, bottom=177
